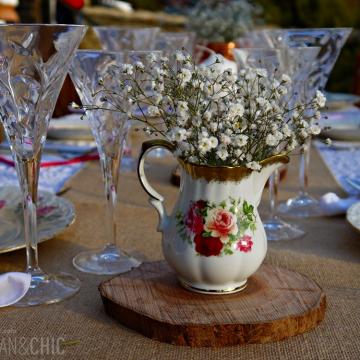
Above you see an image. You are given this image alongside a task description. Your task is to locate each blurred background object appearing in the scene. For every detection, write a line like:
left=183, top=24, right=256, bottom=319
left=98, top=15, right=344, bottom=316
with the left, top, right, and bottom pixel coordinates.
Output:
left=0, top=0, right=19, bottom=22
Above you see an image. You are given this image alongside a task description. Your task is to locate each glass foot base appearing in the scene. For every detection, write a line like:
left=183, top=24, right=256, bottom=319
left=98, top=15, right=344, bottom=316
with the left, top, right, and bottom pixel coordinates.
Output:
left=15, top=271, right=80, bottom=307
left=264, top=217, right=306, bottom=241
left=277, top=193, right=324, bottom=218
left=73, top=245, right=141, bottom=275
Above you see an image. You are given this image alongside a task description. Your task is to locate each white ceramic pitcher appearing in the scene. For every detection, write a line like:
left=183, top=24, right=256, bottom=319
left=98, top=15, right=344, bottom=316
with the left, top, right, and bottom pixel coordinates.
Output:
left=138, top=140, right=288, bottom=294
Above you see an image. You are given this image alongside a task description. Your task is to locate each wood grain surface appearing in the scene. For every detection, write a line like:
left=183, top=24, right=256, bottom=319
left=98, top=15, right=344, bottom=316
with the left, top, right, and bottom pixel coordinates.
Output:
left=99, top=261, right=326, bottom=347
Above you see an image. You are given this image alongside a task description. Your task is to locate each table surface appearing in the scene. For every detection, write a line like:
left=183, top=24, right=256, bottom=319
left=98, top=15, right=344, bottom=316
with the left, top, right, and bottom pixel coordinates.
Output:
left=0, top=147, right=359, bottom=359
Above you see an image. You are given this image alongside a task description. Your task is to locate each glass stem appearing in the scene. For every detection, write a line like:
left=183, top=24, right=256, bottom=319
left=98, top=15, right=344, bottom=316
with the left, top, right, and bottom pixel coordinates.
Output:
left=100, top=154, right=120, bottom=249
left=299, top=137, right=312, bottom=196
left=269, top=169, right=279, bottom=220
left=15, top=153, right=41, bottom=274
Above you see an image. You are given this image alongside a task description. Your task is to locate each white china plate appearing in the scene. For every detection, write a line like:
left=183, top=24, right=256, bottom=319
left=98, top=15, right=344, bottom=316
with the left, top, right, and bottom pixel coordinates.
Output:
left=320, top=110, right=360, bottom=141
left=0, top=187, right=75, bottom=254
left=346, top=201, right=360, bottom=233
left=48, top=114, right=93, bottom=140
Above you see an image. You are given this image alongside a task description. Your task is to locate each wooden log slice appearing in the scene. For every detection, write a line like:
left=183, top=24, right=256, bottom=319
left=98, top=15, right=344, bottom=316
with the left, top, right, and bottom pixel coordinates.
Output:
left=99, top=261, right=326, bottom=347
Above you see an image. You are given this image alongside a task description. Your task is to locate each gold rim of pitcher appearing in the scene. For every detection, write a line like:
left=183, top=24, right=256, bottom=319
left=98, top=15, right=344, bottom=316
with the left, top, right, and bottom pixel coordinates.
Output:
left=178, top=154, right=289, bottom=182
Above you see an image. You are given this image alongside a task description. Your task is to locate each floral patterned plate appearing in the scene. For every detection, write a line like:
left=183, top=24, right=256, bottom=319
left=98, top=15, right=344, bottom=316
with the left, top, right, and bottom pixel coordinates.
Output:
left=0, top=186, right=75, bottom=254
left=346, top=201, right=360, bottom=234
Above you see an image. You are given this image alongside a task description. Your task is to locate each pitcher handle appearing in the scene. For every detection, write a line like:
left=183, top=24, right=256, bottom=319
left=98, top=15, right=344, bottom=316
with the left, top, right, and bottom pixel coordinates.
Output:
left=137, top=139, right=176, bottom=231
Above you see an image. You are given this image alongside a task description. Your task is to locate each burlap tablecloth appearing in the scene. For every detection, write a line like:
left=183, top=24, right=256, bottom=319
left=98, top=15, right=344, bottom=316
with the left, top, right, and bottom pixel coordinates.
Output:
left=0, top=149, right=359, bottom=359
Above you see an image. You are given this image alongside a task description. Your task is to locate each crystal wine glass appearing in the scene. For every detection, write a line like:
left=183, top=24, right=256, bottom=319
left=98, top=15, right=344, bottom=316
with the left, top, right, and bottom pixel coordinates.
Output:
left=93, top=26, right=161, bottom=171
left=264, top=28, right=352, bottom=217
left=69, top=50, right=141, bottom=275
left=0, top=24, right=86, bottom=306
left=234, top=46, right=319, bottom=240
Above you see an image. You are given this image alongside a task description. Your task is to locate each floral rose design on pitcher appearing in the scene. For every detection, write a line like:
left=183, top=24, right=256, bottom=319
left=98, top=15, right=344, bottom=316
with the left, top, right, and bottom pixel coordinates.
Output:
left=176, top=198, right=256, bottom=256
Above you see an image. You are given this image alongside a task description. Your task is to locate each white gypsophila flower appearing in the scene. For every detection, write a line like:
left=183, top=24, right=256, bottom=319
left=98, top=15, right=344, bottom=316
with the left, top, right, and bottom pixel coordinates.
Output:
left=121, top=85, right=132, bottom=94
left=292, top=110, right=300, bottom=119
left=266, top=134, right=279, bottom=147
left=172, top=127, right=188, bottom=142
left=209, top=136, right=219, bottom=148
left=239, top=69, right=246, bottom=77
left=203, top=111, right=212, bottom=121
left=314, top=111, right=321, bottom=120
left=315, top=90, right=326, bottom=108
left=246, top=161, right=261, bottom=171
left=210, top=122, right=218, bottom=132
left=188, top=156, right=198, bottom=163
left=282, top=124, right=292, bottom=138
left=216, top=144, right=229, bottom=161
left=281, top=74, right=291, bottom=84
left=272, top=79, right=280, bottom=89
left=134, top=61, right=145, bottom=70
left=198, top=138, right=212, bottom=154
left=177, top=101, right=189, bottom=113
left=177, top=68, right=192, bottom=84
left=223, top=68, right=236, bottom=82
left=309, top=124, right=321, bottom=135
left=146, top=53, right=158, bottom=63
left=286, top=138, right=298, bottom=151
left=325, top=138, right=332, bottom=145
left=121, top=64, right=133, bottom=75
left=228, top=102, right=245, bottom=119
left=147, top=105, right=160, bottom=117
left=299, top=119, right=309, bottom=128
left=156, top=84, right=166, bottom=94
left=273, top=130, right=284, bottom=141
left=234, top=134, right=248, bottom=147
left=220, top=134, right=231, bottom=145
left=200, top=129, right=209, bottom=139
left=234, top=149, right=245, bottom=159
left=256, top=97, right=268, bottom=107
left=152, top=67, right=166, bottom=77
left=264, top=102, right=274, bottom=113
left=300, top=129, right=308, bottom=139
left=175, top=51, right=186, bottom=62
left=245, top=70, right=256, bottom=81
left=277, top=86, right=288, bottom=95
left=153, top=93, right=162, bottom=105
left=144, top=126, right=152, bottom=135
left=256, top=68, right=267, bottom=78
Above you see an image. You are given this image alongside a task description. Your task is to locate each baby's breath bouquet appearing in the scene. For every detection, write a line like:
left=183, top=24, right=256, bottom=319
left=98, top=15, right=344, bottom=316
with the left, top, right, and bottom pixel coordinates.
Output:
left=93, top=51, right=325, bottom=171
left=187, top=0, right=261, bottom=43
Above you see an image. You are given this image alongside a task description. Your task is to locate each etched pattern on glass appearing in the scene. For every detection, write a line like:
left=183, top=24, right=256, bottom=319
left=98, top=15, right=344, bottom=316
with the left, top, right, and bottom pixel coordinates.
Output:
left=93, top=26, right=160, bottom=51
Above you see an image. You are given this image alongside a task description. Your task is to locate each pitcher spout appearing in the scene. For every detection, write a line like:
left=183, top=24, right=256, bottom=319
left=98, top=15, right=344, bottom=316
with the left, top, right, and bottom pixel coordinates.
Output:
left=253, top=155, right=289, bottom=202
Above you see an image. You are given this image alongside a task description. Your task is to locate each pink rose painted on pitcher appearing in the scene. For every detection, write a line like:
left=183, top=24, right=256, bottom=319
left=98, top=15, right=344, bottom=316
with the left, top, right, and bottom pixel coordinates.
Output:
left=205, top=208, right=238, bottom=242
left=176, top=198, right=256, bottom=257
